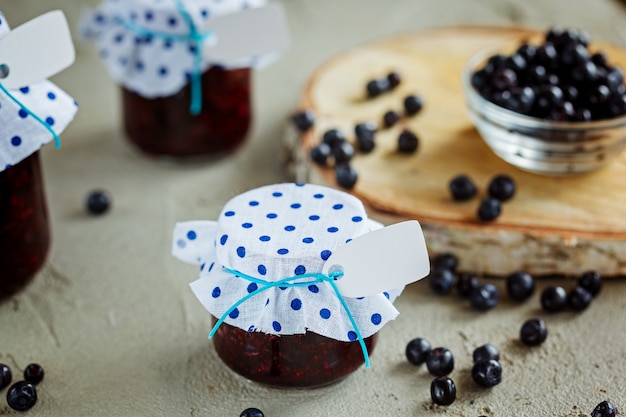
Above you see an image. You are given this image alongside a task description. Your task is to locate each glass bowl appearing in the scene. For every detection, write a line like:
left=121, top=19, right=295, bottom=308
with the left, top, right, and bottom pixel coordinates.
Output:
left=462, top=46, right=626, bottom=175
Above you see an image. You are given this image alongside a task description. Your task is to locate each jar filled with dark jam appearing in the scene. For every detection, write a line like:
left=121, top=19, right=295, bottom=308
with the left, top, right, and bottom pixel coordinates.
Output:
left=0, top=152, right=50, bottom=299
left=121, top=66, right=251, bottom=158
left=212, top=321, right=376, bottom=388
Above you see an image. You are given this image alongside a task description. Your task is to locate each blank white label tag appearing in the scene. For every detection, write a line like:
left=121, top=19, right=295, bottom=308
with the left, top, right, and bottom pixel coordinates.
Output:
left=202, top=3, right=289, bottom=65
left=0, top=10, right=75, bottom=89
left=322, top=220, right=430, bottom=298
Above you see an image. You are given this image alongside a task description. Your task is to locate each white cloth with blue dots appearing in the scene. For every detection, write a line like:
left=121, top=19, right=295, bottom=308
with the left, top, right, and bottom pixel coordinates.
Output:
left=173, top=183, right=404, bottom=341
left=80, top=0, right=269, bottom=98
left=0, top=12, right=78, bottom=173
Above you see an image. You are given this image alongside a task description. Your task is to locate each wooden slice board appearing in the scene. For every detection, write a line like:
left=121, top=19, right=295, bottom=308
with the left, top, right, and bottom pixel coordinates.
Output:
left=286, top=26, right=626, bottom=277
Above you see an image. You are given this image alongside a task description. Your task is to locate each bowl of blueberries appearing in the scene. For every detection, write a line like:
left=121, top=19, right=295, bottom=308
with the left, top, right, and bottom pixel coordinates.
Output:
left=463, top=27, right=626, bottom=175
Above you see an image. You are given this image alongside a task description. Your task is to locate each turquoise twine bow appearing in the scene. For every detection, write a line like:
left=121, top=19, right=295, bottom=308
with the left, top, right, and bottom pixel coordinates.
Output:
left=209, top=266, right=371, bottom=368
left=0, top=82, right=61, bottom=148
left=115, top=0, right=214, bottom=115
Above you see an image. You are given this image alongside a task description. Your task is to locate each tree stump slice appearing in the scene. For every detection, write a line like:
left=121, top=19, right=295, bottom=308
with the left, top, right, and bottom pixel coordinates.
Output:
left=286, top=26, right=626, bottom=277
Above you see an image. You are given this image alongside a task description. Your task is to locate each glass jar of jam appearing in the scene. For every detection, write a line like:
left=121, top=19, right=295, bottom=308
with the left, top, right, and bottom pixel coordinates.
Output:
left=173, top=183, right=416, bottom=389
left=0, top=152, right=50, bottom=299
left=212, top=321, right=376, bottom=388
left=121, top=66, right=251, bottom=158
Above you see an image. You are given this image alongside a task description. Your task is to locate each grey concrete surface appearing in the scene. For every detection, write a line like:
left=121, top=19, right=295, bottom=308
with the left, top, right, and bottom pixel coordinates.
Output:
left=1, top=1, right=626, bottom=416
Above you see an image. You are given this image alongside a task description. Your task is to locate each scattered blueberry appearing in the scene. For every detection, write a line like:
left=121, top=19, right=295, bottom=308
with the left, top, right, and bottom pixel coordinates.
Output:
left=86, top=190, right=111, bottom=215
left=473, top=343, right=500, bottom=363
left=6, top=381, right=37, bottom=412
left=591, top=401, right=619, bottom=417
left=291, top=110, right=315, bottom=132
left=383, top=110, right=401, bottom=128
left=540, top=285, right=568, bottom=313
left=335, top=164, right=358, bottom=189
left=426, top=347, right=454, bottom=377
left=568, top=286, right=592, bottom=311
left=240, top=407, right=264, bottom=417
left=506, top=271, right=535, bottom=301
left=310, top=143, right=332, bottom=166
left=449, top=174, right=477, bottom=201
left=432, top=253, right=459, bottom=272
left=471, top=359, right=502, bottom=387
left=404, top=94, right=424, bottom=116
left=477, top=197, right=501, bottom=221
left=428, top=269, right=455, bottom=295
left=457, top=272, right=480, bottom=297
left=397, top=129, right=419, bottom=153
left=387, top=71, right=402, bottom=89
left=322, top=129, right=345, bottom=148
left=23, top=364, right=44, bottom=385
left=405, top=337, right=432, bottom=366
left=579, top=270, right=602, bottom=296
left=0, top=364, right=11, bottom=391
left=488, top=174, right=516, bottom=201
left=366, top=78, right=390, bottom=98
left=333, top=141, right=355, bottom=164
left=354, top=122, right=377, bottom=153
left=469, top=283, right=499, bottom=311
left=430, top=376, right=456, bottom=406
left=520, top=317, right=548, bottom=346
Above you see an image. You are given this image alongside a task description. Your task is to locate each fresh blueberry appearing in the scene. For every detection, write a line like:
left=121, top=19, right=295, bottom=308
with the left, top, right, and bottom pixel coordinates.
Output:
left=7, top=381, right=37, bottom=412
left=428, top=269, right=455, bottom=295
left=387, top=71, right=402, bottom=89
left=591, top=401, right=619, bottom=417
left=309, top=143, right=332, bottom=166
left=240, top=408, right=264, bottom=417
left=23, top=364, right=44, bottom=385
left=506, top=271, right=535, bottom=301
left=86, top=190, right=111, bottom=215
left=579, top=270, right=602, bottom=296
left=520, top=318, right=548, bottom=346
left=457, top=272, right=480, bottom=297
left=404, top=94, right=423, bottom=116
left=540, top=286, right=568, bottom=313
left=0, top=364, right=11, bottom=391
left=432, top=253, right=459, bottom=272
left=322, top=129, right=345, bottom=148
left=333, top=141, right=355, bottom=164
left=397, top=129, right=419, bottom=153
left=473, top=343, right=500, bottom=363
left=449, top=174, right=477, bottom=201
left=477, top=197, right=501, bottom=221
left=488, top=174, right=516, bottom=201
left=568, top=286, right=592, bottom=311
left=469, top=283, right=499, bottom=311
left=383, top=110, right=401, bottom=128
left=366, top=78, right=390, bottom=98
left=426, top=347, right=454, bottom=376
left=430, top=376, right=456, bottom=406
left=335, top=164, right=358, bottom=189
left=291, top=110, right=315, bottom=132
left=405, top=337, right=432, bottom=366
left=355, top=122, right=377, bottom=153
left=471, top=359, right=502, bottom=387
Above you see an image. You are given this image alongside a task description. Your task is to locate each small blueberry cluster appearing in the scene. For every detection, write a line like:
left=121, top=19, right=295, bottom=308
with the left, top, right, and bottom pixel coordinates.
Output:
left=0, top=362, right=44, bottom=412
left=405, top=338, right=502, bottom=406
left=448, top=173, right=516, bottom=221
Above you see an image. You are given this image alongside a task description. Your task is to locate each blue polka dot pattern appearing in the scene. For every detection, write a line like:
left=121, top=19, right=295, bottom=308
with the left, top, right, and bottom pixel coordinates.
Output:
left=229, top=308, right=239, bottom=319
left=187, top=230, right=197, bottom=240
left=266, top=213, right=277, bottom=219
left=11, top=136, right=21, bottom=147
left=177, top=183, right=404, bottom=341
left=242, top=222, right=252, bottom=229
left=18, top=109, right=28, bottom=118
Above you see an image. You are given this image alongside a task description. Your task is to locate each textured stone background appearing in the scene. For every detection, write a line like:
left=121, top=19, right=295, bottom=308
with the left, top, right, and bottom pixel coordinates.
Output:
left=2, top=0, right=626, bottom=416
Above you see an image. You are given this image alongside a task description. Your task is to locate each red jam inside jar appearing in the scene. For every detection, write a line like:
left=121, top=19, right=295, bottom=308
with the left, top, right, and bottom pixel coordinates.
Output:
left=0, top=152, right=50, bottom=299
left=121, top=66, right=251, bottom=158
left=212, top=320, right=376, bottom=388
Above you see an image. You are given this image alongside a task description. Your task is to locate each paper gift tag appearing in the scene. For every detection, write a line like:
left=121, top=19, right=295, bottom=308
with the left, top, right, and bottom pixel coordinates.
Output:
left=0, top=10, right=75, bottom=89
left=322, top=220, right=430, bottom=298
left=202, top=3, right=289, bottom=65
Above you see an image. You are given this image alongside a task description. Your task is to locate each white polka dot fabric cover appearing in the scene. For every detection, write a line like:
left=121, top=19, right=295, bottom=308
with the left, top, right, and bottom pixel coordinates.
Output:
left=0, top=12, right=78, bottom=173
left=80, top=0, right=269, bottom=98
left=172, top=183, right=405, bottom=341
